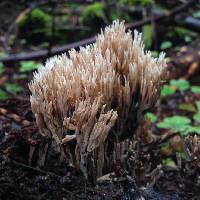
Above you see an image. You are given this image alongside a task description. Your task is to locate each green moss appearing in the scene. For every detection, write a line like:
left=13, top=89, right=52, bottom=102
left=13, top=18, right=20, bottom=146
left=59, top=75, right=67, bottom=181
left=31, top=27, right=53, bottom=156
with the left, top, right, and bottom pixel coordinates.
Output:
left=81, top=3, right=105, bottom=27
left=18, top=8, right=52, bottom=44
left=118, top=0, right=154, bottom=6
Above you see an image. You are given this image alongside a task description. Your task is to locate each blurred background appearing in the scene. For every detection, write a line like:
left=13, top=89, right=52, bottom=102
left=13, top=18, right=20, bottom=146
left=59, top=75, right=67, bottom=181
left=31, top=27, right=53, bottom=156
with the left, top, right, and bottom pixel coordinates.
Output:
left=0, top=0, right=200, bottom=169
left=0, top=0, right=199, bottom=59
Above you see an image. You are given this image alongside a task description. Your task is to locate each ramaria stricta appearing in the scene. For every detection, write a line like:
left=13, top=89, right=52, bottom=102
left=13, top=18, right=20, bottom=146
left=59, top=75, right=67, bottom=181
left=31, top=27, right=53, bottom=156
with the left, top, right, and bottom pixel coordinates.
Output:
left=29, top=20, right=166, bottom=179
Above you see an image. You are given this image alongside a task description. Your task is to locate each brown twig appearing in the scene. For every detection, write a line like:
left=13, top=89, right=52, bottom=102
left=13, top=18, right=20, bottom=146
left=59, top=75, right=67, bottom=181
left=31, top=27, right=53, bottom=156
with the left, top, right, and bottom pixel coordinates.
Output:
left=0, top=0, right=196, bottom=63
left=0, top=36, right=96, bottom=62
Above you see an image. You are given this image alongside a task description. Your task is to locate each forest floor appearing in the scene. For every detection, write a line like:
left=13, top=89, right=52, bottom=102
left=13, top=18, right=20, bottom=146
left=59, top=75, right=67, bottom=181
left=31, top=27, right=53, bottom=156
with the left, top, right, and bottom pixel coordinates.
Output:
left=0, top=38, right=200, bottom=200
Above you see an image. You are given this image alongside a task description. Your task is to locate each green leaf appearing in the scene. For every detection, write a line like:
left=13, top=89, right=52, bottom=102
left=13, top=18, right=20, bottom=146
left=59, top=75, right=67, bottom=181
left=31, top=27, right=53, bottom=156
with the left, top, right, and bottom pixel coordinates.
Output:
left=160, top=41, right=172, bottom=50
left=196, top=101, right=200, bottom=112
left=193, top=113, right=200, bottom=122
left=5, top=83, right=23, bottom=95
left=0, top=62, right=4, bottom=75
left=178, top=103, right=196, bottom=112
left=190, top=126, right=200, bottom=135
left=20, top=61, right=38, bottom=72
left=0, top=89, right=8, bottom=100
left=157, top=115, right=191, bottom=132
left=170, top=79, right=190, bottom=91
left=146, top=112, right=157, bottom=123
left=161, top=85, right=176, bottom=97
left=143, top=24, right=153, bottom=48
left=183, top=125, right=200, bottom=136
left=191, top=86, right=200, bottom=94
left=162, top=158, right=176, bottom=167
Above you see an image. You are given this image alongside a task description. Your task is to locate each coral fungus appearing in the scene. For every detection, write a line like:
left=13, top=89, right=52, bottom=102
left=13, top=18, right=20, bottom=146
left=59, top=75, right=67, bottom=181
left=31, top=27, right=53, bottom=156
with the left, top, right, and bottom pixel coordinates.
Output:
left=29, top=20, right=166, bottom=178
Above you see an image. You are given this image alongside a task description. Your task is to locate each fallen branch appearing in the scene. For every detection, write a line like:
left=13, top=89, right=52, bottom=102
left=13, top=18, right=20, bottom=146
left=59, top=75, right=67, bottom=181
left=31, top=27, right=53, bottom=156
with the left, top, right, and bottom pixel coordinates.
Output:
left=0, top=36, right=96, bottom=62
left=0, top=0, right=196, bottom=63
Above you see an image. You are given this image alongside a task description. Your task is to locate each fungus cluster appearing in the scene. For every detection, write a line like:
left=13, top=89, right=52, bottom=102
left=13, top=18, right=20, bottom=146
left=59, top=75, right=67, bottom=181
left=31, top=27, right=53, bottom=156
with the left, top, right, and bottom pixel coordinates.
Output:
left=29, top=20, right=166, bottom=178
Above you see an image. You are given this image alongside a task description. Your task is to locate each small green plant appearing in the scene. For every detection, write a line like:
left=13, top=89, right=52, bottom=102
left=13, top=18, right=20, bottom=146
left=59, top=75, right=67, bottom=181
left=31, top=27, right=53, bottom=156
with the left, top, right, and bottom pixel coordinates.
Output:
left=157, top=102, right=200, bottom=136
left=162, top=157, right=176, bottom=167
left=170, top=79, right=190, bottom=91
left=161, top=85, right=176, bottom=97
left=157, top=78, right=200, bottom=136
left=146, top=112, right=157, bottom=123
left=191, top=86, right=200, bottom=94
left=157, top=115, right=191, bottom=132
left=160, top=41, right=172, bottom=50
left=20, top=61, right=38, bottom=73
left=161, top=79, right=191, bottom=97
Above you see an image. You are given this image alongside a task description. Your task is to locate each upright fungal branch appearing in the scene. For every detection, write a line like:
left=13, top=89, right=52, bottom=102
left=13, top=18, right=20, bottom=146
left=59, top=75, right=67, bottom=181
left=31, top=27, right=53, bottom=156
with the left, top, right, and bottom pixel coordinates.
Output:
left=29, top=20, right=166, bottom=178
